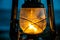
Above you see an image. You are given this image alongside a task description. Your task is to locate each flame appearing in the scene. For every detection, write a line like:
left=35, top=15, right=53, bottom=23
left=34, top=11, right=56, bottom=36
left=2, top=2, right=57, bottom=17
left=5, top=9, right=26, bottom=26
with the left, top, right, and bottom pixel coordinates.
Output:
left=28, top=23, right=37, bottom=32
left=23, top=22, right=44, bottom=34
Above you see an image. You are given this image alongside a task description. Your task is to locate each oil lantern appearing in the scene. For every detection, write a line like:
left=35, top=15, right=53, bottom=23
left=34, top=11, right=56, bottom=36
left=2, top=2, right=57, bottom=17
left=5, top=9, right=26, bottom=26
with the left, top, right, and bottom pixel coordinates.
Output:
left=10, top=0, right=56, bottom=40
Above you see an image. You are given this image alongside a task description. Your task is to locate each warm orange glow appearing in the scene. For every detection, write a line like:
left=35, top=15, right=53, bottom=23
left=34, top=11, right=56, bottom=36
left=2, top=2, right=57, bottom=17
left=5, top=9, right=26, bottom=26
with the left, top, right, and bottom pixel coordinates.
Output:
left=20, top=8, right=46, bottom=34
left=23, top=22, right=43, bottom=34
left=28, top=23, right=37, bottom=32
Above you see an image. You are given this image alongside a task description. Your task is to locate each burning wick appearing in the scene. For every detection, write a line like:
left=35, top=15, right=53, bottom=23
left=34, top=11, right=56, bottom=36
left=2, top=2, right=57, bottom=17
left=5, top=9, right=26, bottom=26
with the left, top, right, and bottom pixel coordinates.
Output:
left=28, top=23, right=37, bottom=32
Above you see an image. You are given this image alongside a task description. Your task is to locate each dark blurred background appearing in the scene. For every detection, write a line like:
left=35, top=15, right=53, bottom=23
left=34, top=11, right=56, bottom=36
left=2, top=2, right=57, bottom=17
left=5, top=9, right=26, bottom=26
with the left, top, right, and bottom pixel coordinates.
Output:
left=0, top=0, right=60, bottom=40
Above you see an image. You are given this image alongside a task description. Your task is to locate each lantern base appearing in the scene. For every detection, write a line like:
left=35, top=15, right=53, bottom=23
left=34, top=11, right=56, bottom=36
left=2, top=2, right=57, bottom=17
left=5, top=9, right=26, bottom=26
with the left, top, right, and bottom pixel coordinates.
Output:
left=19, top=34, right=40, bottom=40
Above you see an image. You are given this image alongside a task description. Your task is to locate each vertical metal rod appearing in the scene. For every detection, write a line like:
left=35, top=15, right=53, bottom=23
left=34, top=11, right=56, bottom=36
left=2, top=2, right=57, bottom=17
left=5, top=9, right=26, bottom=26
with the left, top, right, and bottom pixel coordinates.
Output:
left=47, top=0, right=56, bottom=40
left=10, top=0, right=18, bottom=40
left=11, top=0, right=18, bottom=20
